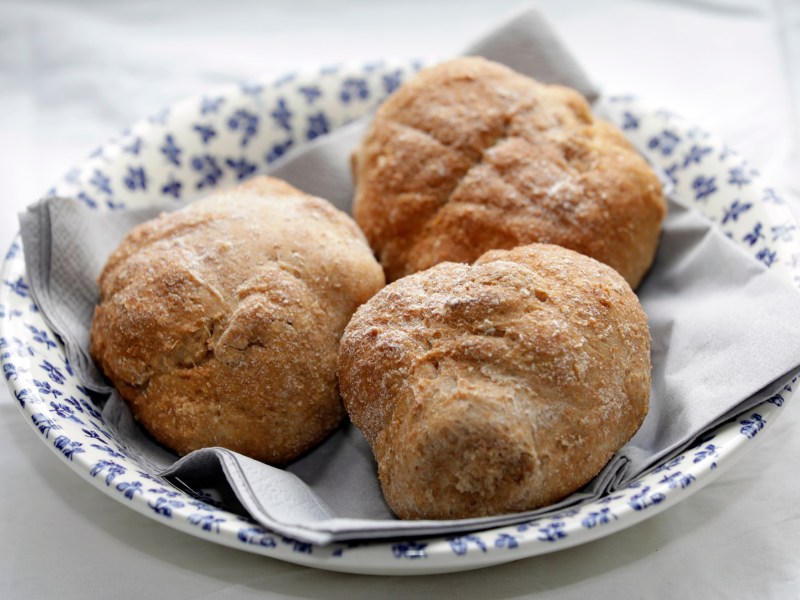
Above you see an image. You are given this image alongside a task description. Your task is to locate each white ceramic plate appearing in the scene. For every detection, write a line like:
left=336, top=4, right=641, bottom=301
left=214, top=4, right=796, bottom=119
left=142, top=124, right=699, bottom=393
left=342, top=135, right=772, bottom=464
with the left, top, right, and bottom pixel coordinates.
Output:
left=2, top=59, right=798, bottom=576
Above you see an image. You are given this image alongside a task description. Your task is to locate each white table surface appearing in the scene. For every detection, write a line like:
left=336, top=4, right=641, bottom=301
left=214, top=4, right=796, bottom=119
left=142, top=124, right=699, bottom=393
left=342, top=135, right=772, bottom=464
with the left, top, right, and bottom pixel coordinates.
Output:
left=2, top=0, right=799, bottom=597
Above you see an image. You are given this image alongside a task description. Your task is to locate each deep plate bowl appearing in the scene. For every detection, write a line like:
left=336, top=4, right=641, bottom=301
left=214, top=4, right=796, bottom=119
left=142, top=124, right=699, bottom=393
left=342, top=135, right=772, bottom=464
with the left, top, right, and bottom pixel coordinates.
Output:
left=1, top=59, right=798, bottom=575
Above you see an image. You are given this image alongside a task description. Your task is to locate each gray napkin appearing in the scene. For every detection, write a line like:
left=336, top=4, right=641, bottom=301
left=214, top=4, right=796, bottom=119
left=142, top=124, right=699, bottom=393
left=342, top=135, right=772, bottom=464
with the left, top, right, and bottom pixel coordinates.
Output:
left=19, top=7, right=800, bottom=545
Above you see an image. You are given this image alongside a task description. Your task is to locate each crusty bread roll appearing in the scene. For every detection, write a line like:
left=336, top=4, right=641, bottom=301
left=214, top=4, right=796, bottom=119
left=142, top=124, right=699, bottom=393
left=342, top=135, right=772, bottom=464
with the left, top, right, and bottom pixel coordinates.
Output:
left=352, top=56, right=666, bottom=288
left=338, top=243, right=650, bottom=519
left=90, top=176, right=385, bottom=464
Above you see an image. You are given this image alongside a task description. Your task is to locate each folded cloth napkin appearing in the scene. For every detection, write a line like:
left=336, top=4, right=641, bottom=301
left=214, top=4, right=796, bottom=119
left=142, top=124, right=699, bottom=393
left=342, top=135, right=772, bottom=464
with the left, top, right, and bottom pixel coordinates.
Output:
left=19, top=6, right=800, bottom=545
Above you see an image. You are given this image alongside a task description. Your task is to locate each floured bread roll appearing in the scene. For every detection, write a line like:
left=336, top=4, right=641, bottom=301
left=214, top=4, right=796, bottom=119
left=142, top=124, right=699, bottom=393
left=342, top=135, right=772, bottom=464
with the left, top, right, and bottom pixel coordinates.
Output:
left=90, top=176, right=385, bottom=464
left=352, top=56, right=666, bottom=288
left=338, top=243, right=650, bottom=519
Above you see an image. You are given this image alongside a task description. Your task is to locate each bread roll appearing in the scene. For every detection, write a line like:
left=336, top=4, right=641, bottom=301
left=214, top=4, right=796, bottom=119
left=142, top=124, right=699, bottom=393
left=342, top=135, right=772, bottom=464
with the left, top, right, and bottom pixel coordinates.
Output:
left=338, top=243, right=650, bottom=519
left=90, top=176, right=385, bottom=464
left=352, top=56, right=666, bottom=288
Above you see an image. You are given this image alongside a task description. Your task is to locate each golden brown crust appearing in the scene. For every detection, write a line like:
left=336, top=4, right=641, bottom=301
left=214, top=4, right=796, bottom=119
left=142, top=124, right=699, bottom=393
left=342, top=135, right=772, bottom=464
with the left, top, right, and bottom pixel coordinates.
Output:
left=90, top=176, right=385, bottom=464
left=338, top=243, right=650, bottom=519
left=352, top=56, right=666, bottom=288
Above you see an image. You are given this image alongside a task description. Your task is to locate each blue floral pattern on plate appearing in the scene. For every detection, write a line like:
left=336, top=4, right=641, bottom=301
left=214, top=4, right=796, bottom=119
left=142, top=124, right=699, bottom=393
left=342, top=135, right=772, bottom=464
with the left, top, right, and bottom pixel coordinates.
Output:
left=2, top=58, right=798, bottom=576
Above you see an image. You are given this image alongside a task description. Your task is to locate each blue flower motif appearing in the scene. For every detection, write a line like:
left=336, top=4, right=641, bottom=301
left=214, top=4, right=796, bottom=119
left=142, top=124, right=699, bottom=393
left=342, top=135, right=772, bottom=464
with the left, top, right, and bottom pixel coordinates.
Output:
left=743, top=222, right=765, bottom=246
left=653, top=455, right=683, bottom=473
left=628, top=485, right=666, bottom=511
left=721, top=199, right=752, bottom=224
left=494, top=533, right=519, bottom=549
left=755, top=247, right=777, bottom=267
left=149, top=496, right=184, bottom=517
left=225, top=157, right=257, bottom=181
left=659, top=472, right=695, bottom=489
left=4, top=277, right=30, bottom=298
left=766, top=393, right=784, bottom=407
left=266, top=138, right=294, bottom=164
left=76, top=192, right=98, bottom=209
left=200, top=96, right=225, bottom=115
left=647, top=130, right=681, bottom=156
left=228, top=109, right=259, bottom=147
left=27, top=325, right=56, bottom=348
left=191, top=155, right=223, bottom=189
left=123, top=136, right=142, bottom=155
left=82, top=428, right=109, bottom=443
left=3, top=363, right=18, bottom=382
left=383, top=70, right=403, bottom=94
left=106, top=199, right=126, bottom=210
left=40, top=360, right=66, bottom=384
left=5, top=241, right=20, bottom=260
left=771, top=223, right=796, bottom=242
left=90, top=459, right=126, bottom=485
left=298, top=85, right=322, bottom=104
left=238, top=527, right=277, bottom=547
left=740, top=413, right=766, bottom=439
left=581, top=507, right=617, bottom=528
left=34, top=379, right=63, bottom=398
left=320, top=64, right=340, bottom=76
left=80, top=398, right=102, bottom=419
left=193, top=123, right=217, bottom=144
left=692, top=175, right=717, bottom=201
left=240, top=81, right=264, bottom=96
left=271, top=98, right=293, bottom=132
left=692, top=443, right=719, bottom=467
left=448, top=535, right=487, bottom=556
left=50, top=401, right=83, bottom=424
left=15, top=388, right=34, bottom=408
left=538, top=521, right=567, bottom=542
left=124, top=166, right=148, bottom=191
left=682, top=144, right=712, bottom=167
left=280, top=537, right=313, bottom=554
left=161, top=176, right=182, bottom=199
left=728, top=166, right=753, bottom=188
left=116, top=480, right=144, bottom=499
left=54, top=435, right=85, bottom=460
left=340, top=77, right=369, bottom=103
left=188, top=512, right=225, bottom=533
left=762, top=188, right=784, bottom=205
left=274, top=72, right=297, bottom=87
left=32, top=412, right=61, bottom=438
left=89, top=169, right=111, bottom=196
left=392, top=541, right=427, bottom=559
left=306, top=112, right=329, bottom=141
left=621, top=111, right=639, bottom=130
left=160, top=134, right=182, bottom=166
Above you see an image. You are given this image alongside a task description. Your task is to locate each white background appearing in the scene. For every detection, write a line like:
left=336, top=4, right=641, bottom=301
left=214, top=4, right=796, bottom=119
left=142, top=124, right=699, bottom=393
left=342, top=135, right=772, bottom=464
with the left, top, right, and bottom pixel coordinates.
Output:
left=1, top=0, right=799, bottom=597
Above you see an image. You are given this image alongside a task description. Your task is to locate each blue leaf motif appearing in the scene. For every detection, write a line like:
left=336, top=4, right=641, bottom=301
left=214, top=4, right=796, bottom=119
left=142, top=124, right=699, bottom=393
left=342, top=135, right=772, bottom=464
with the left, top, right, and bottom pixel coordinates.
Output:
left=193, top=124, right=217, bottom=145
left=647, top=130, right=680, bottom=156
left=306, top=112, right=329, bottom=141
left=621, top=111, right=639, bottom=130
left=383, top=70, right=403, bottom=94
left=271, top=98, right=293, bottom=132
left=90, top=169, right=112, bottom=195
left=692, top=175, right=717, bottom=201
left=124, top=166, right=148, bottom=191
left=228, top=109, right=259, bottom=147
left=755, top=247, right=777, bottom=268
left=76, top=192, right=98, bottom=209
left=238, top=527, right=277, bottom=547
left=721, top=200, right=752, bottom=224
left=54, top=435, right=85, bottom=460
left=192, top=155, right=223, bottom=190
left=161, top=177, right=183, bottom=199
left=160, top=134, right=182, bottom=166
left=32, top=412, right=61, bottom=438
left=4, top=277, right=30, bottom=299
left=682, top=144, right=712, bottom=167
left=200, top=96, right=225, bottom=115
left=266, top=138, right=294, bottom=164
left=116, top=480, right=144, bottom=499
left=740, top=413, right=765, bottom=439
left=340, top=77, right=369, bottom=103
left=225, top=157, right=257, bottom=181
left=494, top=533, right=519, bottom=549
left=298, top=85, right=322, bottom=104
left=90, top=460, right=126, bottom=485
left=392, top=541, right=427, bottom=559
